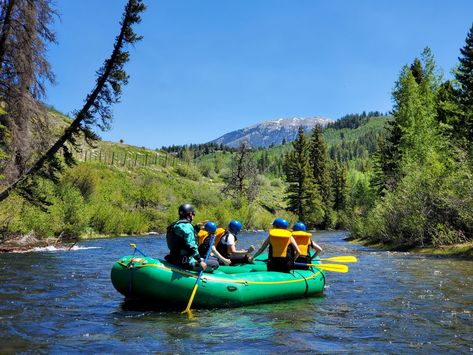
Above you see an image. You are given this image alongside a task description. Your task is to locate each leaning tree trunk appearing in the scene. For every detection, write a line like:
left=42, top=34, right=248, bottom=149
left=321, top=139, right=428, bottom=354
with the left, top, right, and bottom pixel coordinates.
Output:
left=0, top=0, right=145, bottom=202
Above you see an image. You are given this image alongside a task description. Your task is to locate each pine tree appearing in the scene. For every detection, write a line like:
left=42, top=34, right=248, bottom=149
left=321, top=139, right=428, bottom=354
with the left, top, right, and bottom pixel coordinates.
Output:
left=0, top=0, right=57, bottom=184
left=284, top=127, right=323, bottom=225
left=331, top=160, right=347, bottom=212
left=455, top=23, right=473, bottom=149
left=436, top=80, right=464, bottom=141
left=375, top=48, right=440, bottom=193
left=410, top=58, right=424, bottom=84
left=309, top=124, right=333, bottom=228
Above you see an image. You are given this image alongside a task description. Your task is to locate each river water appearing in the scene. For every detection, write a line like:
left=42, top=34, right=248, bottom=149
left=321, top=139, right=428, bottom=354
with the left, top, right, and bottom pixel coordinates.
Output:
left=0, top=231, right=472, bottom=353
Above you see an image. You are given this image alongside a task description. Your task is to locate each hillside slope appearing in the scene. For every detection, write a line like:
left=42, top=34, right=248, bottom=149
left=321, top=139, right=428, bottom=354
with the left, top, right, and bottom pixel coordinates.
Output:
left=0, top=111, right=388, bottom=240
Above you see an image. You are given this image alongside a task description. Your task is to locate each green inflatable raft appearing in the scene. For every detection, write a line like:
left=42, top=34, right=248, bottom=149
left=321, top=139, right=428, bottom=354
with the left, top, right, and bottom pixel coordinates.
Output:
left=111, top=255, right=326, bottom=308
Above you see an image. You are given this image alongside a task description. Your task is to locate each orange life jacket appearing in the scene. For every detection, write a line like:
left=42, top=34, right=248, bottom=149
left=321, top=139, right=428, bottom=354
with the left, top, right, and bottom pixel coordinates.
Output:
left=292, top=231, right=312, bottom=257
left=197, top=227, right=226, bottom=246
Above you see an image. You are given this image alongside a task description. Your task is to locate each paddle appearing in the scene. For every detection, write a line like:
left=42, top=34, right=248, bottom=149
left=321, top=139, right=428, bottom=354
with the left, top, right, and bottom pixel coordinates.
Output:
left=320, top=256, right=358, bottom=263
left=130, top=243, right=147, bottom=257
left=182, top=234, right=216, bottom=314
left=299, top=263, right=349, bottom=273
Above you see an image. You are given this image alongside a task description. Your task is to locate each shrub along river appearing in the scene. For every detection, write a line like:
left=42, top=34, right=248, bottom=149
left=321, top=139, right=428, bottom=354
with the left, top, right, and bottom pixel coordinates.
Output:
left=0, top=231, right=472, bottom=353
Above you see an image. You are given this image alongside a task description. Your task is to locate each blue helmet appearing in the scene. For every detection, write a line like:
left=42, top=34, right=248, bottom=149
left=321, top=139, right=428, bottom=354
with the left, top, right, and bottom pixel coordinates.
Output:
left=293, top=222, right=307, bottom=232
left=228, top=220, right=242, bottom=234
left=204, top=221, right=217, bottom=234
left=272, top=218, right=289, bottom=229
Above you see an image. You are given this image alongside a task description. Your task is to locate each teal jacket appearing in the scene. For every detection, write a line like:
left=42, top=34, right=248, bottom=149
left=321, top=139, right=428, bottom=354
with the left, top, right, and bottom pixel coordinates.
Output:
left=171, top=220, right=201, bottom=264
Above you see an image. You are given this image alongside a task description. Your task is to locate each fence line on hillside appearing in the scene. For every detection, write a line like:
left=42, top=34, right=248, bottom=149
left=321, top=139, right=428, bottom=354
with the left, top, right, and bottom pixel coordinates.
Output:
left=76, top=149, right=192, bottom=169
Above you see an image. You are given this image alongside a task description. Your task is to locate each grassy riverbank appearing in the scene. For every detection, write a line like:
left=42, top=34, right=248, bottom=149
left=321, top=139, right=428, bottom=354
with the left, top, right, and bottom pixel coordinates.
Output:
left=347, top=237, right=473, bottom=258
left=0, top=149, right=292, bottom=243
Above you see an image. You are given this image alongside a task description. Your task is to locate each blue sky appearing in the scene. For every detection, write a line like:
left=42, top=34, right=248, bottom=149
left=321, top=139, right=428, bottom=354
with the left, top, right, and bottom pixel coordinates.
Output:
left=46, top=0, right=473, bottom=148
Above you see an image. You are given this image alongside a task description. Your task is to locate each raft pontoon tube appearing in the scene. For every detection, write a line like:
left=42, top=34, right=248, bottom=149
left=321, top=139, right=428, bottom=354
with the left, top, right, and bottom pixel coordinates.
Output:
left=111, top=255, right=325, bottom=308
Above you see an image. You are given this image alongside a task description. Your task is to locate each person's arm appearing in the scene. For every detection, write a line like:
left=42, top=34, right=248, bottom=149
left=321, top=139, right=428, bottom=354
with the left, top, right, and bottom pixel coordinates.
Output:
left=226, top=234, right=255, bottom=255
left=248, top=237, right=269, bottom=262
left=193, top=220, right=208, bottom=234
left=290, top=237, right=301, bottom=261
left=311, top=240, right=322, bottom=258
left=211, top=246, right=231, bottom=265
left=229, top=243, right=255, bottom=255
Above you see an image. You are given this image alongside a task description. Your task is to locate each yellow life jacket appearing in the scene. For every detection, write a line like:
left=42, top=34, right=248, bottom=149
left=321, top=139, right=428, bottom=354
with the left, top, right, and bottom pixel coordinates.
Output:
left=197, top=229, right=208, bottom=245
left=269, top=228, right=292, bottom=257
left=292, top=231, right=312, bottom=256
left=215, top=227, right=226, bottom=246
left=197, top=227, right=226, bottom=246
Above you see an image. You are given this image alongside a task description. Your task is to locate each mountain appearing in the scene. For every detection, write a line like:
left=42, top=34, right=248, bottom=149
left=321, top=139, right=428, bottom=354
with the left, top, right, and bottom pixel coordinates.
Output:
left=210, top=116, right=333, bottom=148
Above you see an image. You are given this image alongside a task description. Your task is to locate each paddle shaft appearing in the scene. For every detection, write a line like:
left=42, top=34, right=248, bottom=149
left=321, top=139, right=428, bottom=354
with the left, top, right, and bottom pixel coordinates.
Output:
left=183, top=234, right=216, bottom=313
left=320, top=256, right=358, bottom=263
left=296, top=262, right=349, bottom=273
left=256, top=255, right=357, bottom=263
left=130, top=243, right=147, bottom=257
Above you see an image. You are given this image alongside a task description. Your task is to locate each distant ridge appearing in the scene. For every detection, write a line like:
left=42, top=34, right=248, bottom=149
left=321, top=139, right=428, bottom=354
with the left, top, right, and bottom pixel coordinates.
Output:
left=210, top=116, right=332, bottom=148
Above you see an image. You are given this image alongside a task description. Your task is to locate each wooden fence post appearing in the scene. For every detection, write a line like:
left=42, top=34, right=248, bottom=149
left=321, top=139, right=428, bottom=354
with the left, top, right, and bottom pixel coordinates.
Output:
left=134, top=154, right=138, bottom=166
left=123, top=152, right=127, bottom=166
left=111, top=151, right=115, bottom=165
left=145, top=154, right=148, bottom=166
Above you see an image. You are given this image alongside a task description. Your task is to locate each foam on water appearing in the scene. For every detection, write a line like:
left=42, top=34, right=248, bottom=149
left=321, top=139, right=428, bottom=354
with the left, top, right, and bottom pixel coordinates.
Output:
left=22, top=245, right=101, bottom=253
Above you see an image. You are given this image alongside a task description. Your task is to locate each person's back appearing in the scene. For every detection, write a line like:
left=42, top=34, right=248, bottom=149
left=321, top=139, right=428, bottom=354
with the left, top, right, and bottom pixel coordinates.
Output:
left=267, top=219, right=296, bottom=272
left=197, top=221, right=226, bottom=267
left=251, top=218, right=300, bottom=272
left=291, top=222, right=323, bottom=266
left=165, top=203, right=207, bottom=271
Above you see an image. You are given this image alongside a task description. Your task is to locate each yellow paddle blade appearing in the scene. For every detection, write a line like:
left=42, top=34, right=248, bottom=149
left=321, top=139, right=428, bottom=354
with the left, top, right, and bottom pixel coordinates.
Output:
left=269, top=228, right=292, bottom=238
left=182, top=284, right=199, bottom=313
left=130, top=243, right=136, bottom=249
left=320, top=256, right=358, bottom=263
left=309, top=263, right=349, bottom=273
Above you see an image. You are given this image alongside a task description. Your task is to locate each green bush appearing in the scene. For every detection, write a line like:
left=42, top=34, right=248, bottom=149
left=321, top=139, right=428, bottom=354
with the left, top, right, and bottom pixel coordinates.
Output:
left=198, top=160, right=216, bottom=178
left=63, top=164, right=99, bottom=201
left=53, top=185, right=89, bottom=237
left=175, top=164, right=201, bottom=180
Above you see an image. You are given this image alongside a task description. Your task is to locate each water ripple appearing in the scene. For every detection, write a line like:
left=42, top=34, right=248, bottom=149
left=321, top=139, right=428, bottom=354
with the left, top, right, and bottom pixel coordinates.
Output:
left=1, top=232, right=472, bottom=353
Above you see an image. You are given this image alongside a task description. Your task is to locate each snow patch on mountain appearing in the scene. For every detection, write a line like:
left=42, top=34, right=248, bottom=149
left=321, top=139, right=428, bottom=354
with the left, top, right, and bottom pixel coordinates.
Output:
left=210, top=116, right=332, bottom=148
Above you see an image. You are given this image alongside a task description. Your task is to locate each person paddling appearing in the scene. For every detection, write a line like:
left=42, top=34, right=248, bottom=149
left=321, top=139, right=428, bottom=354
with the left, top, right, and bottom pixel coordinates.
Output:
left=198, top=221, right=230, bottom=266
left=165, top=203, right=216, bottom=271
left=291, top=222, right=323, bottom=264
left=250, top=218, right=300, bottom=272
left=216, top=220, right=255, bottom=265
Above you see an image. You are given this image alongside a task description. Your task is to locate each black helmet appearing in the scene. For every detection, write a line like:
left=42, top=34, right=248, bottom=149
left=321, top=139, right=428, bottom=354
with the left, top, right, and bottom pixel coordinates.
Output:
left=178, top=203, right=195, bottom=218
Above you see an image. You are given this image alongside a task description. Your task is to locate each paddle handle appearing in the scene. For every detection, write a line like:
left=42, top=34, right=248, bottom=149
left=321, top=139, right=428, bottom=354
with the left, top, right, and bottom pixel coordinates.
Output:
left=129, top=243, right=147, bottom=257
